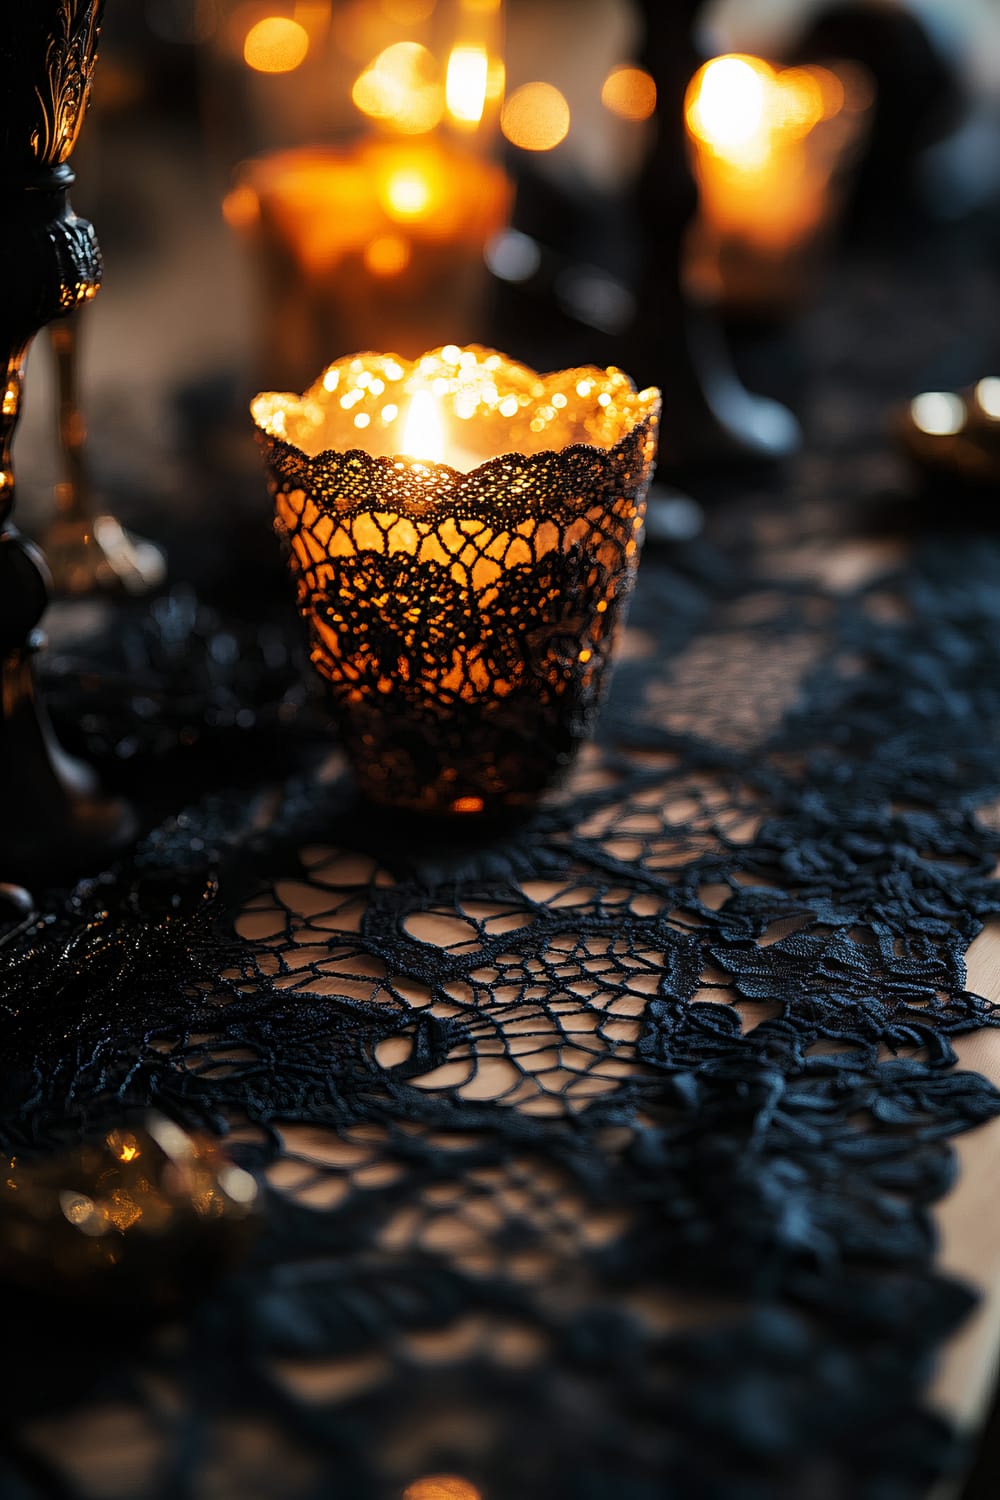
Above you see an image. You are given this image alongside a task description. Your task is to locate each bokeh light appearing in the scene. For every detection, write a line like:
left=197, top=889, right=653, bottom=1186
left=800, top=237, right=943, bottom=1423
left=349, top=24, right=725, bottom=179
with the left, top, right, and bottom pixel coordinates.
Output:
left=977, top=378, right=1000, bottom=419
left=446, top=45, right=490, bottom=126
left=910, top=392, right=966, bottom=437
left=601, top=65, right=656, bottom=122
left=243, top=16, right=310, bottom=73
left=352, top=41, right=444, bottom=133
left=501, top=82, right=570, bottom=152
left=686, top=56, right=771, bottom=153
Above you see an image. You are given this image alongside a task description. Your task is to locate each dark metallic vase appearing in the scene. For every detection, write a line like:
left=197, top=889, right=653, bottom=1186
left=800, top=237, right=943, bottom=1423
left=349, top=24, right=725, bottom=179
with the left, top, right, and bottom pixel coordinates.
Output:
left=0, top=2, right=134, bottom=887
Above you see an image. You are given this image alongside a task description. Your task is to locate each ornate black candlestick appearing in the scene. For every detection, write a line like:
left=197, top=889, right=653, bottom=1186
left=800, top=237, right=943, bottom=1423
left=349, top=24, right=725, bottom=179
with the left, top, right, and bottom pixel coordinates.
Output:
left=0, top=2, right=133, bottom=885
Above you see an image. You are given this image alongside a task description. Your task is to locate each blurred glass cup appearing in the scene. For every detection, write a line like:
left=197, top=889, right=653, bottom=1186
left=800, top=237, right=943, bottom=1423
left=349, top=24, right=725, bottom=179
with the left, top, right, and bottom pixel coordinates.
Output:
left=199, top=0, right=511, bottom=390
left=684, top=54, right=874, bottom=322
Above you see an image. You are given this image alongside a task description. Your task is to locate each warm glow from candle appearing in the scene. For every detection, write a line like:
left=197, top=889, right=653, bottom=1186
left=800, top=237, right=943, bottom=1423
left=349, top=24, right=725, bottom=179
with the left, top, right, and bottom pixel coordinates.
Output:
left=224, top=141, right=512, bottom=383
left=403, top=1479, right=482, bottom=1500
left=685, top=55, right=867, bottom=260
left=486, top=56, right=505, bottom=101
left=382, top=166, right=433, bottom=219
left=352, top=41, right=444, bottom=133
left=401, top=390, right=446, bottom=462
left=253, top=349, right=660, bottom=816
left=501, top=82, right=570, bottom=152
left=687, top=56, right=838, bottom=164
left=687, top=56, right=771, bottom=159
left=364, top=233, right=411, bottom=276
left=243, top=16, right=310, bottom=74
left=446, top=45, right=490, bottom=125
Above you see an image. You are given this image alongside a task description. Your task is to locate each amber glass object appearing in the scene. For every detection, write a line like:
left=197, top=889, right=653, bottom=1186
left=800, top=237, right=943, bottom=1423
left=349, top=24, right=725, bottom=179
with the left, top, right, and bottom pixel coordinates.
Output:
left=209, top=0, right=509, bottom=389
left=253, top=347, right=660, bottom=816
left=0, top=1117, right=258, bottom=1307
left=684, top=55, right=872, bottom=319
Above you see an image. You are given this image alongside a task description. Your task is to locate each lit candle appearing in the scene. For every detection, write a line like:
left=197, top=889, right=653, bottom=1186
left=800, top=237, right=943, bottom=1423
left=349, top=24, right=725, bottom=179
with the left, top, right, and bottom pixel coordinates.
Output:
left=225, top=139, right=512, bottom=389
left=684, top=54, right=871, bottom=312
left=252, top=347, right=661, bottom=816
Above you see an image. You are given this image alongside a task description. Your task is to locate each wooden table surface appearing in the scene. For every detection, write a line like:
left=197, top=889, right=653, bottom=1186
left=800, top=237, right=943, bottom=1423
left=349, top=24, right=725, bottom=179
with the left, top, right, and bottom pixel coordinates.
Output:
left=934, top=928, right=1000, bottom=1431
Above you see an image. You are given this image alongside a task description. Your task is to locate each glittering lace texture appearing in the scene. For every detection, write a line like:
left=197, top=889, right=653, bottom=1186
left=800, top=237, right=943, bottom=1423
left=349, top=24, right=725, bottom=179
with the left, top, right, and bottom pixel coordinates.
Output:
left=252, top=348, right=661, bottom=814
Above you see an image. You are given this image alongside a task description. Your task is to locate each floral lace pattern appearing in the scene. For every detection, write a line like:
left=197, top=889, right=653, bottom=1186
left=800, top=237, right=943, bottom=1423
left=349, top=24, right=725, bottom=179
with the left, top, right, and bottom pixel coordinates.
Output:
left=4, top=242, right=1000, bottom=1499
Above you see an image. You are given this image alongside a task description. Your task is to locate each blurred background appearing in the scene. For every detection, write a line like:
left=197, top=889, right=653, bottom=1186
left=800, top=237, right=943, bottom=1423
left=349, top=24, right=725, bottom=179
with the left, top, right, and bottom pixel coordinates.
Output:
left=13, top=0, right=1000, bottom=585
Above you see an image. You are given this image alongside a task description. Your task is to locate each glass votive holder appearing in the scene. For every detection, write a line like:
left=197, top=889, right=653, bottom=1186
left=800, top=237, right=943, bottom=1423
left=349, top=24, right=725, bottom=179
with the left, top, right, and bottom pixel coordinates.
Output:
left=225, top=140, right=512, bottom=390
left=203, top=0, right=509, bottom=391
left=252, top=346, right=660, bottom=817
left=684, top=55, right=873, bottom=320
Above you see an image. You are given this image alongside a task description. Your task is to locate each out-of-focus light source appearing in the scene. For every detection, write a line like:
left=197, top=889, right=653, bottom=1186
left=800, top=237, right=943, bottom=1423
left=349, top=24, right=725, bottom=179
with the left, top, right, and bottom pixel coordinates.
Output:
left=501, top=82, right=570, bottom=152
left=601, top=65, right=656, bottom=122
left=485, top=228, right=541, bottom=283
left=364, top=233, right=411, bottom=277
left=976, top=378, right=1000, bottom=419
left=402, top=1476, right=483, bottom=1500
left=222, top=182, right=260, bottom=232
left=446, top=45, right=490, bottom=126
left=486, top=56, right=505, bottom=101
left=400, top=390, right=447, bottom=462
left=686, top=55, right=842, bottom=163
left=381, top=166, right=433, bottom=218
left=352, top=41, right=444, bottom=134
left=686, top=55, right=771, bottom=153
left=910, top=392, right=966, bottom=436
left=771, top=66, right=826, bottom=137
left=243, top=16, right=310, bottom=73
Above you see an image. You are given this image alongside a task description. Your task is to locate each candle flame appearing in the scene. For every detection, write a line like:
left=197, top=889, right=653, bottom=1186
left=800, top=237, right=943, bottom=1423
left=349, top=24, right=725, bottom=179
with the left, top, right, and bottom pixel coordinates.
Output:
left=687, top=56, right=771, bottom=154
left=446, top=46, right=490, bottom=126
left=401, top=391, right=446, bottom=462
left=383, top=167, right=432, bottom=219
left=686, top=55, right=835, bottom=165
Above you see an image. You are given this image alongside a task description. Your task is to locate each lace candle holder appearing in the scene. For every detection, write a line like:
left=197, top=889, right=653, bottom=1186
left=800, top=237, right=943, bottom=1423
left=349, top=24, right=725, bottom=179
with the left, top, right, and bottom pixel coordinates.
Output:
left=252, top=347, right=660, bottom=816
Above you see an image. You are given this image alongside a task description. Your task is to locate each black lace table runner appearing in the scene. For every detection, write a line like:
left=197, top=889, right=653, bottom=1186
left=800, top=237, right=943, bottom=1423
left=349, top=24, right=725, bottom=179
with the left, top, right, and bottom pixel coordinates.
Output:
left=3, top=230, right=1000, bottom=1499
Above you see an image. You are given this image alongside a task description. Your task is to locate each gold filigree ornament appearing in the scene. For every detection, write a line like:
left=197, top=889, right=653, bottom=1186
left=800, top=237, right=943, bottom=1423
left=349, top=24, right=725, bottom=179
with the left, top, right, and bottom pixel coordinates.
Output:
left=30, top=0, right=104, bottom=167
left=253, top=347, right=661, bottom=816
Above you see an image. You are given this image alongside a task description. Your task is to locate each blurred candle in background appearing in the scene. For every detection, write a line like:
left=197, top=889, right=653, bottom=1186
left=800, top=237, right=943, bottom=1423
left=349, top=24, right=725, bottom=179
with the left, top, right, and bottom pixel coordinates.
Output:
left=684, top=53, right=873, bottom=319
left=205, top=0, right=510, bottom=388
left=224, top=139, right=510, bottom=387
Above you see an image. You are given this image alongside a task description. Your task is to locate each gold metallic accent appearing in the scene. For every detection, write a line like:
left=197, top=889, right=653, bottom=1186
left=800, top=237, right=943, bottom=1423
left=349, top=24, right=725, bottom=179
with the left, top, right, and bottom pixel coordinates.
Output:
left=31, top=0, right=104, bottom=167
